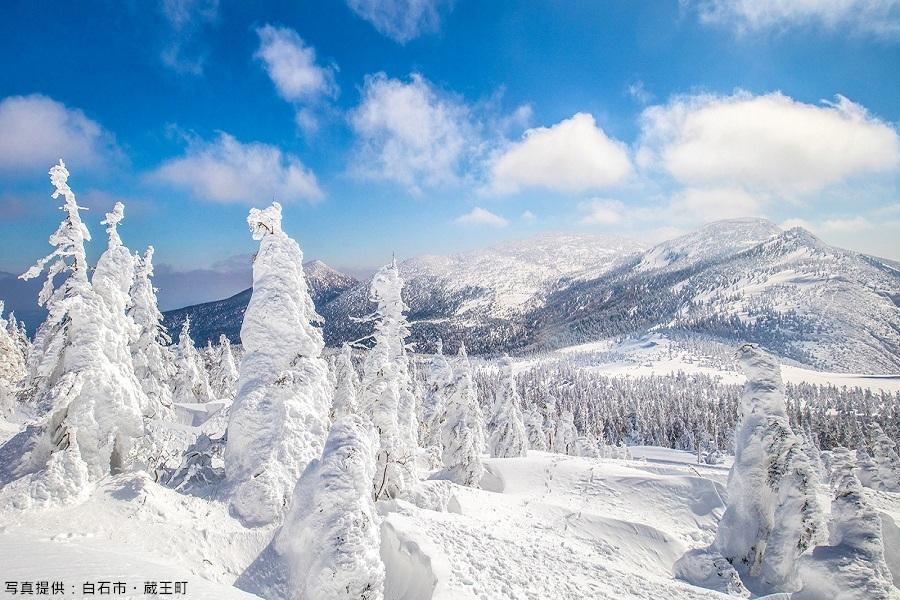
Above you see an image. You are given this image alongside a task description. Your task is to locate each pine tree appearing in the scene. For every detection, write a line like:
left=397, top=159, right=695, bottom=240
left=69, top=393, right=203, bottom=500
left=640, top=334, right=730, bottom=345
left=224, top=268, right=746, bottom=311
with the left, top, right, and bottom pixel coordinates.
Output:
left=209, top=334, right=239, bottom=400
left=488, top=359, right=528, bottom=458
left=712, top=344, right=825, bottom=593
left=0, top=302, right=26, bottom=418
left=10, top=160, right=144, bottom=506
left=128, top=246, right=175, bottom=416
left=172, top=319, right=213, bottom=404
left=276, top=414, right=385, bottom=600
left=871, top=425, right=900, bottom=492
left=553, top=410, right=578, bottom=456
left=360, top=260, right=418, bottom=501
left=224, top=202, right=330, bottom=526
left=795, top=465, right=898, bottom=600
left=439, top=345, right=483, bottom=487
left=524, top=404, right=548, bottom=451
left=331, top=343, right=359, bottom=421
left=419, top=339, right=453, bottom=450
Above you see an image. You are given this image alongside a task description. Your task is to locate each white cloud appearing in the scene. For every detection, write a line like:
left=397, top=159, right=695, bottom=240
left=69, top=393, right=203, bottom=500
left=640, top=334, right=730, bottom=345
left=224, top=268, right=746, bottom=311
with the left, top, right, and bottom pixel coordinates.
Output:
left=345, top=0, right=453, bottom=43
left=668, top=187, right=766, bottom=221
left=151, top=132, right=322, bottom=204
left=349, top=72, right=476, bottom=194
left=454, top=207, right=508, bottom=227
left=690, top=0, right=900, bottom=38
left=627, top=80, right=653, bottom=104
left=579, top=198, right=626, bottom=225
left=255, top=25, right=337, bottom=104
left=486, top=113, right=633, bottom=196
left=639, top=92, right=900, bottom=196
left=0, top=94, right=120, bottom=173
left=521, top=209, right=537, bottom=222
left=819, top=216, right=873, bottom=232
left=159, top=0, right=219, bottom=74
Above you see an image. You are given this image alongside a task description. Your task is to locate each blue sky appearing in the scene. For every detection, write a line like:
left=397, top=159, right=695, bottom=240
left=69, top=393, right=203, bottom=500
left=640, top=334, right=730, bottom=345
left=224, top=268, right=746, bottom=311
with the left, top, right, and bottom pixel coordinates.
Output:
left=1, top=0, right=899, bottom=308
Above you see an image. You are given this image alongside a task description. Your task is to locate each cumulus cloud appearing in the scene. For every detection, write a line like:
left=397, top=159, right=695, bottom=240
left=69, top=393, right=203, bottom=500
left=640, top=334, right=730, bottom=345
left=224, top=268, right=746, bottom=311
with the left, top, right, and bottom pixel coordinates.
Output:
left=579, top=198, right=626, bottom=225
left=454, top=207, right=508, bottom=227
left=349, top=72, right=476, bottom=194
left=0, top=94, right=121, bottom=174
left=158, top=0, right=219, bottom=75
left=486, top=113, right=633, bottom=195
left=639, top=92, right=900, bottom=196
left=345, top=0, right=454, bottom=43
left=668, top=187, right=766, bottom=221
left=151, top=132, right=322, bottom=204
left=689, top=0, right=900, bottom=38
left=255, top=24, right=337, bottom=103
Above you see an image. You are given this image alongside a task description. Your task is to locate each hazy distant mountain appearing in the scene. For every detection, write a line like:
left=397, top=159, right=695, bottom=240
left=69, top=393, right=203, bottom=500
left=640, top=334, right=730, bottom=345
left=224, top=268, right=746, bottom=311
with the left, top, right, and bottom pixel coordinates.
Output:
left=162, top=260, right=358, bottom=346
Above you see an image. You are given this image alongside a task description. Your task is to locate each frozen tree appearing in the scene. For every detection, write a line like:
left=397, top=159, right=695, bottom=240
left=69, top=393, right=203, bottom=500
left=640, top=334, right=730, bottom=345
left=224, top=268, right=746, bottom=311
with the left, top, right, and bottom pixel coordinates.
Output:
left=438, top=345, right=483, bottom=487
left=553, top=410, right=578, bottom=456
left=0, top=302, right=26, bottom=418
left=871, top=425, right=900, bottom=492
left=92, top=203, right=136, bottom=324
left=172, top=319, right=213, bottom=404
left=856, top=446, right=882, bottom=490
left=276, top=414, right=385, bottom=600
left=359, top=260, right=417, bottom=500
left=331, top=343, right=359, bottom=421
left=711, top=344, right=824, bottom=593
left=573, top=435, right=600, bottom=458
left=794, top=466, right=899, bottom=600
left=5, top=311, right=29, bottom=363
left=225, top=202, right=330, bottom=526
left=488, top=359, right=527, bottom=458
left=524, top=404, right=547, bottom=451
left=10, top=160, right=144, bottom=506
left=209, top=335, right=239, bottom=400
left=542, top=395, right=558, bottom=451
left=419, top=339, right=453, bottom=450
left=128, top=246, right=175, bottom=416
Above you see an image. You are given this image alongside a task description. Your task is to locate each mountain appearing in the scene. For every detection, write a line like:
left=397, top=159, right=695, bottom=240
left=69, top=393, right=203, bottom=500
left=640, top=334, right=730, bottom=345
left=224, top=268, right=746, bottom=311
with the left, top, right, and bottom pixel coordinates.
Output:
left=526, top=220, right=900, bottom=373
left=162, top=260, right=358, bottom=346
left=157, top=220, right=900, bottom=373
left=320, top=232, right=645, bottom=353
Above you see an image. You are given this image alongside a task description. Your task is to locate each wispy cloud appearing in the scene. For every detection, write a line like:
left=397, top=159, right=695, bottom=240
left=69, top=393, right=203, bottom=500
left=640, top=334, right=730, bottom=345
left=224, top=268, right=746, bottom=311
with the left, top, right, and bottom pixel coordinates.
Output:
left=349, top=72, right=478, bottom=195
left=0, top=94, right=122, bottom=174
left=345, top=0, right=454, bottom=43
left=151, top=132, right=322, bottom=204
left=454, top=207, right=508, bottom=227
left=158, top=0, right=220, bottom=75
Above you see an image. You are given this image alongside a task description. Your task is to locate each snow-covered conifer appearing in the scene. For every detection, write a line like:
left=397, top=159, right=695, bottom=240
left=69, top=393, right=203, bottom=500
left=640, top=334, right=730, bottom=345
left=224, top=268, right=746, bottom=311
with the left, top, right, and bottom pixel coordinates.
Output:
left=5, top=311, right=29, bottom=363
left=856, top=446, right=882, bottom=490
left=276, top=414, right=385, bottom=600
left=794, top=467, right=898, bottom=600
left=331, top=343, right=359, bottom=421
left=438, top=345, right=483, bottom=487
left=871, top=426, right=900, bottom=492
left=128, top=246, right=175, bottom=416
left=10, top=160, right=144, bottom=506
left=542, top=395, right=558, bottom=451
left=224, top=202, right=330, bottom=526
left=172, top=319, right=213, bottom=404
left=524, top=404, right=547, bottom=451
left=574, top=435, right=600, bottom=458
left=488, top=359, right=527, bottom=458
left=209, top=334, right=238, bottom=400
left=0, top=302, right=26, bottom=418
left=359, top=260, right=418, bottom=500
left=419, top=339, right=453, bottom=450
left=712, top=344, right=825, bottom=593
left=553, top=410, right=578, bottom=456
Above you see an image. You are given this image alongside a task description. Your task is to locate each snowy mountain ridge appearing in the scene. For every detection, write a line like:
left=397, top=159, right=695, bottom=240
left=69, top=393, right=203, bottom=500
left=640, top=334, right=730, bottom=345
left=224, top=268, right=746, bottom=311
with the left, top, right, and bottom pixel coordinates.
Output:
left=163, top=219, right=900, bottom=373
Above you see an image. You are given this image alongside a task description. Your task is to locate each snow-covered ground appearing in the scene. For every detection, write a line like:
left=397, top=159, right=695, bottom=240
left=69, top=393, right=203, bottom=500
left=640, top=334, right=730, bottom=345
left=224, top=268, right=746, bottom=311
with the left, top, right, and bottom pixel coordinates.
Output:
left=545, top=334, right=900, bottom=393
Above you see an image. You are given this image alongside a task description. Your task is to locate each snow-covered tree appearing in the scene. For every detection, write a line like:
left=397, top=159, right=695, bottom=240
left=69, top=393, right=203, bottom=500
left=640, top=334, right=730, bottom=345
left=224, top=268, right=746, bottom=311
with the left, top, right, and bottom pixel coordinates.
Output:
left=5, top=311, right=29, bottom=364
left=0, top=302, right=26, bottom=418
left=439, top=345, right=483, bottom=487
left=10, top=160, right=144, bottom=506
left=209, top=334, right=239, bottom=400
left=276, top=414, right=385, bottom=600
left=712, top=344, right=825, bottom=593
left=171, top=319, right=213, bottom=404
left=359, top=260, right=417, bottom=500
left=488, top=359, right=527, bottom=458
left=524, top=404, right=547, bottom=451
left=92, top=203, right=136, bottom=323
left=419, top=339, right=453, bottom=450
left=542, top=395, right=558, bottom=451
left=128, top=246, right=175, bottom=416
left=224, top=202, right=330, bottom=526
left=553, top=410, right=578, bottom=456
left=794, top=465, right=898, bottom=600
left=573, top=435, right=600, bottom=458
left=856, top=446, right=882, bottom=490
left=331, top=343, right=359, bottom=421
left=871, top=425, right=900, bottom=492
